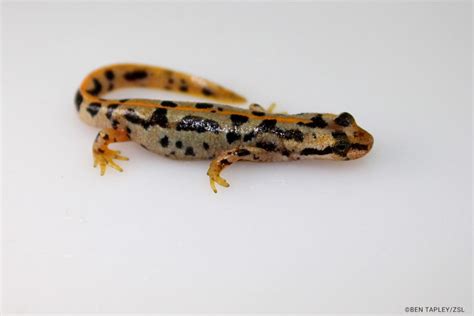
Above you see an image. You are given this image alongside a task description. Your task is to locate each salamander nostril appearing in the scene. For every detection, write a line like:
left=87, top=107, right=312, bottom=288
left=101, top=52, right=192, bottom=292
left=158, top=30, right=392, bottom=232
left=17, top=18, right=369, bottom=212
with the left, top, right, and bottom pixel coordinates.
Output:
left=354, top=131, right=367, bottom=138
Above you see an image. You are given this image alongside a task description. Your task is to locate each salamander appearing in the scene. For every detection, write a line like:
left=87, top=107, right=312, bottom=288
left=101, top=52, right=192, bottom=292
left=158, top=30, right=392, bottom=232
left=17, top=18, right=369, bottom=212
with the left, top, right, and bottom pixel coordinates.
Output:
left=75, top=63, right=374, bottom=192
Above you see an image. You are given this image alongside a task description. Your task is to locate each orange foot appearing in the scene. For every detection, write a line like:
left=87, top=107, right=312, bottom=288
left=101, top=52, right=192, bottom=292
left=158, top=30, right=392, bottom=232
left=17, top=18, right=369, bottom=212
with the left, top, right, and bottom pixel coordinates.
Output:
left=93, top=148, right=129, bottom=176
left=207, top=172, right=230, bottom=193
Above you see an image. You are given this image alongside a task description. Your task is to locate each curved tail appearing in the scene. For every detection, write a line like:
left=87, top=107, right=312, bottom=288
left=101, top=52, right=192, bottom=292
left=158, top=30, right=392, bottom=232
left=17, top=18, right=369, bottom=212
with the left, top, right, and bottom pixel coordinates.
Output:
left=76, top=63, right=247, bottom=108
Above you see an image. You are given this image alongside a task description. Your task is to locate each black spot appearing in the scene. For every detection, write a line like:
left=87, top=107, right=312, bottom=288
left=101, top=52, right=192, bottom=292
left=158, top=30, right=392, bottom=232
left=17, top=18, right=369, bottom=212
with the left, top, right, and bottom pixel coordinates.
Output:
left=254, top=119, right=302, bottom=142
left=161, top=101, right=178, bottom=108
left=252, top=111, right=265, bottom=116
left=282, top=129, right=304, bottom=142
left=185, top=147, right=195, bottom=156
left=244, top=119, right=300, bottom=142
left=217, top=107, right=224, bottom=111
left=221, top=159, right=231, bottom=166
left=112, top=120, right=119, bottom=129
left=351, top=143, right=369, bottom=151
left=332, top=131, right=350, bottom=156
left=87, top=102, right=101, bottom=117
left=195, top=103, right=213, bottom=109
left=335, top=112, right=354, bottom=127
left=126, top=127, right=131, bottom=134
left=298, top=114, right=327, bottom=128
left=281, top=149, right=291, bottom=157
left=300, top=147, right=333, bottom=155
left=243, top=131, right=256, bottom=142
left=103, top=134, right=109, bottom=140
left=124, top=108, right=145, bottom=125
left=256, top=141, right=277, bottom=152
left=226, top=132, right=241, bottom=144
left=235, top=149, right=251, bottom=156
left=160, top=136, right=169, bottom=148
left=108, top=83, right=114, bottom=91
left=175, top=141, right=183, bottom=149
left=257, top=119, right=277, bottom=132
left=332, top=131, right=347, bottom=140
left=86, top=78, right=102, bottom=96
left=119, top=99, right=129, bottom=103
left=176, top=116, right=221, bottom=134
left=106, top=104, right=119, bottom=120
left=230, top=114, right=249, bottom=126
left=75, top=90, right=83, bottom=111
left=202, top=87, right=213, bottom=96
left=203, top=142, right=210, bottom=150
left=124, top=108, right=168, bottom=129
left=170, top=151, right=176, bottom=155
left=148, top=108, right=168, bottom=128
left=124, top=70, right=148, bottom=81
left=168, top=78, right=174, bottom=84
left=105, top=70, right=115, bottom=81
left=140, top=144, right=148, bottom=150
left=179, top=85, right=188, bottom=92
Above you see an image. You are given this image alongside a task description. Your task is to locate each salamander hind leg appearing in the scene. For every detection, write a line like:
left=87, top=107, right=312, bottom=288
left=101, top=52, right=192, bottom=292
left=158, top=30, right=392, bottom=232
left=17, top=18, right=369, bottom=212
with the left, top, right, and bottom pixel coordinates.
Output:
left=207, top=147, right=268, bottom=193
left=93, top=128, right=130, bottom=175
left=249, top=102, right=285, bottom=114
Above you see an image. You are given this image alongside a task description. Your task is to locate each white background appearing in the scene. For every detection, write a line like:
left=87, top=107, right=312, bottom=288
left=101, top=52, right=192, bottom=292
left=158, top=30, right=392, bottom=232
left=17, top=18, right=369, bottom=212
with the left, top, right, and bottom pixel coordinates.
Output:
left=2, top=1, right=472, bottom=313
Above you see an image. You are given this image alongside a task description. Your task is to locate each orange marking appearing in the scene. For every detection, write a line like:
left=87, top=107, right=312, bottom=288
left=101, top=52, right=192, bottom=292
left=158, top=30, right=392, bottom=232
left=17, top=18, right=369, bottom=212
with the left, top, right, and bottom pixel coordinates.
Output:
left=93, top=98, right=312, bottom=124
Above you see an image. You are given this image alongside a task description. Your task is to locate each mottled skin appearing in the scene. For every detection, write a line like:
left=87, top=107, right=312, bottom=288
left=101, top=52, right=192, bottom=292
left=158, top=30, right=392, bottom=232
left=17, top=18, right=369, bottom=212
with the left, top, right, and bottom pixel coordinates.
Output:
left=76, top=63, right=374, bottom=192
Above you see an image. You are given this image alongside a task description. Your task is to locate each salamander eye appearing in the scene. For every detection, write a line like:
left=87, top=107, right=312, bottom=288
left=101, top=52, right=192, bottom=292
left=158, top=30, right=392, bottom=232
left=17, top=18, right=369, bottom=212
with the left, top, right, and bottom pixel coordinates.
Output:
left=334, top=112, right=354, bottom=127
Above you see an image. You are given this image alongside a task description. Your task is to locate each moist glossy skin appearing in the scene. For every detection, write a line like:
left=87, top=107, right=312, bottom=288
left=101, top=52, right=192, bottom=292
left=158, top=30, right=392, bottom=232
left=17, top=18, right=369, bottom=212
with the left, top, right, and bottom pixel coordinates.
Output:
left=76, top=63, right=374, bottom=192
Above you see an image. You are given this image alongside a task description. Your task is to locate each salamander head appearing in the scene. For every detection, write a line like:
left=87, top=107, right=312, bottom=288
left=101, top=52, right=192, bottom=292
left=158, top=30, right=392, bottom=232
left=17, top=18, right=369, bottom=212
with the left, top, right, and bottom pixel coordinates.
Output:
left=295, top=112, right=373, bottom=160
left=331, top=112, right=374, bottom=160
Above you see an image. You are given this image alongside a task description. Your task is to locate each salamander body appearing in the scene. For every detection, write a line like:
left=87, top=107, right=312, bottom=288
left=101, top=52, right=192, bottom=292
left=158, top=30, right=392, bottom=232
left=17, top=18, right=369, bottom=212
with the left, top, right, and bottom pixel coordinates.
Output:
left=76, top=63, right=374, bottom=192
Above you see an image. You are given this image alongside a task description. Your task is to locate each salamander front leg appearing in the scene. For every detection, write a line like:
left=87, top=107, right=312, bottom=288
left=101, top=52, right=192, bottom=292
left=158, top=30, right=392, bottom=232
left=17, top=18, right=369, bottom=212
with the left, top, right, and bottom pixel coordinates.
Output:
left=207, top=147, right=268, bottom=193
left=93, top=128, right=130, bottom=175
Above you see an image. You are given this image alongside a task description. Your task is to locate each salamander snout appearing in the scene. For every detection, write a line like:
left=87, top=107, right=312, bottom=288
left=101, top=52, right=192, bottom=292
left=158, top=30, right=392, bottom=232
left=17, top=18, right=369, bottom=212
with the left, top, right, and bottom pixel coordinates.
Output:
left=346, top=127, right=374, bottom=160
